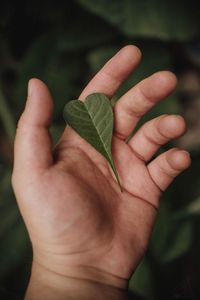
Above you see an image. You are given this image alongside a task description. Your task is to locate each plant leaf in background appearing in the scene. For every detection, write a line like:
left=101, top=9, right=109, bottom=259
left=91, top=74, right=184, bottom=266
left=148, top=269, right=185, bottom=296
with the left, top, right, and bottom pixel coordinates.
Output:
left=14, top=33, right=84, bottom=121
left=1, top=0, right=200, bottom=298
left=77, top=0, right=200, bottom=41
left=129, top=257, right=157, bottom=300
left=63, top=93, right=122, bottom=190
left=174, top=196, right=200, bottom=220
left=149, top=201, right=193, bottom=264
left=0, top=168, right=31, bottom=297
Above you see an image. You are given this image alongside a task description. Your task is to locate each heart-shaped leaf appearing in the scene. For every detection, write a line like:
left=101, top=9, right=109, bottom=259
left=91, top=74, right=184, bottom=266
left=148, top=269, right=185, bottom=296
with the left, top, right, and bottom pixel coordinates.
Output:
left=63, top=93, right=122, bottom=190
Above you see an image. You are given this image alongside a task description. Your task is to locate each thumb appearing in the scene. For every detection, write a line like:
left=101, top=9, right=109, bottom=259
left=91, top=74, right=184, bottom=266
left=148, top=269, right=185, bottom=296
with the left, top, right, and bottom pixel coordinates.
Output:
left=13, top=79, right=54, bottom=176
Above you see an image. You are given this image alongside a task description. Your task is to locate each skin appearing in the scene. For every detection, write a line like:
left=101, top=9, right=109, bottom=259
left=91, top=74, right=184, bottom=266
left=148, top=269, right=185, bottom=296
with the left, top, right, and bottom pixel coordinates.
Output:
left=12, top=45, right=191, bottom=300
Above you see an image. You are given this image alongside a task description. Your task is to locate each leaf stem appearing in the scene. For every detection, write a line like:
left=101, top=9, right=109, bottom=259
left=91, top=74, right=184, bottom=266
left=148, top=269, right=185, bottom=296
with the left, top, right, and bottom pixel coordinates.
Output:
left=111, top=161, right=123, bottom=192
left=0, top=89, right=16, bottom=143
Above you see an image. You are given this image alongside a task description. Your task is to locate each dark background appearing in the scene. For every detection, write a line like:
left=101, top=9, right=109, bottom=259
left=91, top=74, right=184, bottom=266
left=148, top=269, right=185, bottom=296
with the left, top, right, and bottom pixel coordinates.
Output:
left=0, top=1, right=200, bottom=299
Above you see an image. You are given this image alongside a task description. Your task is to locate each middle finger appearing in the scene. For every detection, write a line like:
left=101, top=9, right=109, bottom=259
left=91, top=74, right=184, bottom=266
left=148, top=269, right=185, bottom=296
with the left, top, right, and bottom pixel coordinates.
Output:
left=114, top=71, right=177, bottom=140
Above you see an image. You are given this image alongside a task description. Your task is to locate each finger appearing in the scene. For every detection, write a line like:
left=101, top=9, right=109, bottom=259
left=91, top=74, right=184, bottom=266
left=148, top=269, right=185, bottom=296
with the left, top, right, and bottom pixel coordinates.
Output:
left=61, top=45, right=141, bottom=142
left=79, top=45, right=141, bottom=100
left=148, top=148, right=191, bottom=192
left=114, top=71, right=177, bottom=140
left=128, top=115, right=186, bottom=162
left=13, top=79, right=53, bottom=174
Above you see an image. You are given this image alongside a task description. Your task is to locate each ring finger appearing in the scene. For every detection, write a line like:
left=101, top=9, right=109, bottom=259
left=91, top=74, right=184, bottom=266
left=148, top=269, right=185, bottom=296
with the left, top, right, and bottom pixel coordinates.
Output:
left=128, top=114, right=186, bottom=162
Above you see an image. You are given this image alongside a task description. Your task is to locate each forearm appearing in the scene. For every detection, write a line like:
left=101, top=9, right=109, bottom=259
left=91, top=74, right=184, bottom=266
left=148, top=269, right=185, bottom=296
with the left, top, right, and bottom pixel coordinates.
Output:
left=25, top=261, right=130, bottom=300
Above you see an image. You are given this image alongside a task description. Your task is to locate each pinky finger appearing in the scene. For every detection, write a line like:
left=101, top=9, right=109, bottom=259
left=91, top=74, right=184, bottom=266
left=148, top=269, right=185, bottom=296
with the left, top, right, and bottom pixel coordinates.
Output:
left=148, top=148, right=191, bottom=192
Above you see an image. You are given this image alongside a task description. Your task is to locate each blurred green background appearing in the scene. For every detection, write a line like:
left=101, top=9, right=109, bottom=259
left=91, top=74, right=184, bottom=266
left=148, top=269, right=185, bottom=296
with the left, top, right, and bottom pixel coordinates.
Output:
left=0, top=0, right=200, bottom=299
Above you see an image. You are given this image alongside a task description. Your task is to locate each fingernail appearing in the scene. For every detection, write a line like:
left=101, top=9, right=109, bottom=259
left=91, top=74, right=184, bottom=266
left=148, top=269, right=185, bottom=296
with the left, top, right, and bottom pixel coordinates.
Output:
left=180, top=150, right=190, bottom=157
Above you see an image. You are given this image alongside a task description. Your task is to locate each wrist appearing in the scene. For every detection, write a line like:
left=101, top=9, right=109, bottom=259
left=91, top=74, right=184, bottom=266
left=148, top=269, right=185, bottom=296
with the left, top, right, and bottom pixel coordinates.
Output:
left=32, top=248, right=128, bottom=289
left=25, top=260, right=129, bottom=300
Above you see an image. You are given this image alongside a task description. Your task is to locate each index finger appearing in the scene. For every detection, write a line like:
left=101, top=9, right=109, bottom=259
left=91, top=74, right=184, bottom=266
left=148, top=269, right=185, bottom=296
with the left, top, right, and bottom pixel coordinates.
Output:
left=59, top=45, right=141, bottom=143
left=79, top=45, right=141, bottom=100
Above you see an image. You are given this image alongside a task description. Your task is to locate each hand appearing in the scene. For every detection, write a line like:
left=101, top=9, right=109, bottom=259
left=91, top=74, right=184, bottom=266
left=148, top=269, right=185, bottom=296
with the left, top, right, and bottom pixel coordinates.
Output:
left=12, top=46, right=191, bottom=298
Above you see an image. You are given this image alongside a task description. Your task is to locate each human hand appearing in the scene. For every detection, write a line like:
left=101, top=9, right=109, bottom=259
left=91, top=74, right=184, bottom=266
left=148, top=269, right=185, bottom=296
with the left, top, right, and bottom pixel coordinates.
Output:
left=12, top=46, right=191, bottom=298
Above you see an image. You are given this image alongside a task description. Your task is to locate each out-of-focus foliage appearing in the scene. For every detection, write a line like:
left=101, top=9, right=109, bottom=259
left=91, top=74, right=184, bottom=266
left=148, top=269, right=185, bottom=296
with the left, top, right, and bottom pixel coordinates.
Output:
left=78, top=0, right=200, bottom=40
left=0, top=0, right=200, bottom=299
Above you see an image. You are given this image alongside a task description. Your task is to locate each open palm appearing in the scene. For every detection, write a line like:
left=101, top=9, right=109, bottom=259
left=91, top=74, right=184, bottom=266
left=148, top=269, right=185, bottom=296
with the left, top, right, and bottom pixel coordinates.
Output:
left=12, top=46, right=190, bottom=288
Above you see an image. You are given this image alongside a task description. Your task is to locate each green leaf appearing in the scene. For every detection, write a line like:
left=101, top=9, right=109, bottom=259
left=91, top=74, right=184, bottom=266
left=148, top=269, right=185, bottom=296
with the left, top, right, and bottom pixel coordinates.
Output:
left=129, top=257, right=157, bottom=299
left=174, top=196, right=200, bottom=220
left=0, top=216, right=30, bottom=280
left=77, top=0, right=200, bottom=41
left=15, top=33, right=84, bottom=120
left=63, top=93, right=121, bottom=190
left=161, top=221, right=193, bottom=263
left=150, top=201, right=193, bottom=263
left=0, top=88, right=15, bottom=142
left=183, top=197, right=200, bottom=215
left=56, top=7, right=116, bottom=51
